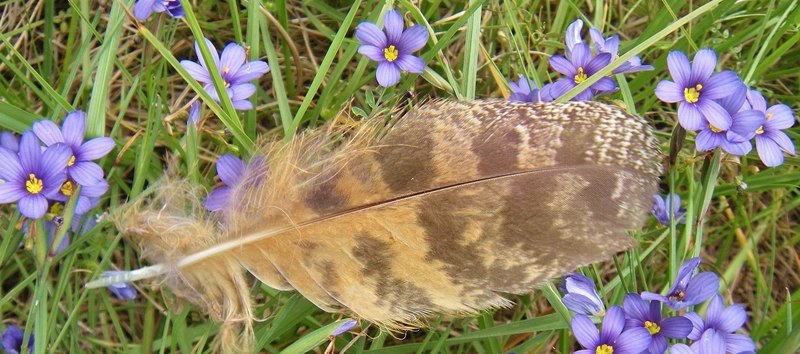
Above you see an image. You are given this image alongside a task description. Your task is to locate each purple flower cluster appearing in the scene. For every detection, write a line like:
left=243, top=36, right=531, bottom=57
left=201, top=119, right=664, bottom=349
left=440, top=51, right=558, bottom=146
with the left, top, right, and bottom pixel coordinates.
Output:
left=0, top=112, right=112, bottom=220
left=181, top=38, right=270, bottom=111
left=656, top=49, right=796, bottom=166
left=133, top=0, right=184, bottom=20
left=562, top=258, right=753, bottom=353
left=355, top=10, right=428, bottom=87
left=510, top=19, right=653, bottom=103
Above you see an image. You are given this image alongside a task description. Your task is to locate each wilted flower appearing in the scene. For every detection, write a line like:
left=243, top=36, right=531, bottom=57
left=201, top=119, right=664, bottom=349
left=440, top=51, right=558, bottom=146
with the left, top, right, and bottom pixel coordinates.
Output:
left=32, top=111, right=115, bottom=187
left=655, top=49, right=742, bottom=131
left=641, top=257, right=720, bottom=310
left=133, top=0, right=184, bottom=20
left=623, top=293, right=693, bottom=354
left=559, top=273, right=605, bottom=316
left=743, top=89, right=797, bottom=167
left=695, top=83, right=764, bottom=155
left=1, top=325, right=33, bottom=354
left=549, top=43, right=615, bottom=101
left=180, top=38, right=270, bottom=110
left=685, top=294, right=756, bottom=353
left=572, top=305, right=652, bottom=354
left=508, top=76, right=553, bottom=102
left=355, top=10, right=428, bottom=87
left=0, top=132, right=71, bottom=219
left=652, top=194, right=686, bottom=225
left=102, top=271, right=138, bottom=300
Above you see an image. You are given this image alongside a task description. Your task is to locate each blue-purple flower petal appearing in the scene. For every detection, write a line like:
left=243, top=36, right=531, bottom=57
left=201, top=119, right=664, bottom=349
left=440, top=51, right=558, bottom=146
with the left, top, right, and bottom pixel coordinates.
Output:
left=398, top=25, right=428, bottom=53
left=355, top=22, right=387, bottom=48
left=376, top=61, right=401, bottom=87
left=394, top=54, right=425, bottom=73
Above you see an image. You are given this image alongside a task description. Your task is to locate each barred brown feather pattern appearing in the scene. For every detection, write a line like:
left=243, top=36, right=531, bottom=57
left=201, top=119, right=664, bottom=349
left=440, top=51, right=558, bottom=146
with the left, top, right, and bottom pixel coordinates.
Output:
left=113, top=100, right=661, bottom=352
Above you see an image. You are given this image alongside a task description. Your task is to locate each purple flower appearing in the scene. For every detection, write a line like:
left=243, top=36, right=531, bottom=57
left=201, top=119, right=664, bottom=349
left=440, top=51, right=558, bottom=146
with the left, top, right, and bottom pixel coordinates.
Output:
left=1, top=131, right=18, bottom=151
left=356, top=10, right=428, bottom=87
left=549, top=43, right=615, bottom=101
left=102, top=271, right=138, bottom=300
left=685, top=294, right=756, bottom=353
left=180, top=39, right=270, bottom=111
left=203, top=154, right=246, bottom=211
left=133, top=0, right=184, bottom=20
left=743, top=89, right=796, bottom=167
left=623, top=293, right=693, bottom=354
left=588, top=28, right=654, bottom=74
left=652, top=193, right=686, bottom=225
left=0, top=132, right=71, bottom=219
left=695, top=83, right=765, bottom=155
left=1, top=325, right=33, bottom=354
left=655, top=49, right=742, bottom=131
left=572, top=306, right=652, bottom=354
left=50, top=178, right=107, bottom=215
left=559, top=273, right=605, bottom=316
left=330, top=319, right=357, bottom=336
left=641, top=257, right=719, bottom=310
left=32, top=111, right=115, bottom=187
left=508, top=76, right=553, bottom=102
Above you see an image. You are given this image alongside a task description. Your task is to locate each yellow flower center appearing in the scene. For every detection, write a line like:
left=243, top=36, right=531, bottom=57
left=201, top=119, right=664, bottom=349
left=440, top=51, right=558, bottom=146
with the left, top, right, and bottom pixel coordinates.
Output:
left=684, top=84, right=702, bottom=103
left=668, top=290, right=686, bottom=301
left=384, top=45, right=399, bottom=62
left=60, top=181, right=74, bottom=196
left=67, top=155, right=76, bottom=167
left=644, top=320, right=661, bottom=335
left=709, top=124, right=722, bottom=133
left=756, top=126, right=764, bottom=134
left=766, top=113, right=773, bottom=120
left=574, top=67, right=587, bottom=84
left=26, top=173, right=43, bottom=194
left=50, top=202, right=64, bottom=215
left=596, top=344, right=614, bottom=354
left=223, top=66, right=230, bottom=73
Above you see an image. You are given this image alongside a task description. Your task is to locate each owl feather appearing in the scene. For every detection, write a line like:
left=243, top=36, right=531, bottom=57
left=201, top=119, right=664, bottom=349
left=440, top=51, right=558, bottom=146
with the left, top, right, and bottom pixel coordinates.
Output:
left=88, top=100, right=662, bottom=353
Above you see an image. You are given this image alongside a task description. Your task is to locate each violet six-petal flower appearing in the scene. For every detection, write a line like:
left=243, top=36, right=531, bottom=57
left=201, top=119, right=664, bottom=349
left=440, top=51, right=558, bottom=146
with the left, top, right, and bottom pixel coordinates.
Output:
left=356, top=10, right=428, bottom=87
left=655, top=49, right=742, bottom=131
left=32, top=110, right=115, bottom=187
left=180, top=38, right=270, bottom=110
left=641, top=257, right=720, bottom=310
left=0, top=132, right=71, bottom=219
left=549, top=43, right=615, bottom=101
left=623, top=293, right=693, bottom=354
left=684, top=294, right=756, bottom=354
left=572, top=305, right=652, bottom=354
left=743, top=89, right=797, bottom=166
left=652, top=193, right=686, bottom=225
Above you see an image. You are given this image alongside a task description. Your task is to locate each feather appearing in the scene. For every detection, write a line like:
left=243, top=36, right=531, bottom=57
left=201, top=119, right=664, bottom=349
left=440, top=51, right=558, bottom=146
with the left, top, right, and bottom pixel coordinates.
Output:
left=87, top=100, right=661, bottom=352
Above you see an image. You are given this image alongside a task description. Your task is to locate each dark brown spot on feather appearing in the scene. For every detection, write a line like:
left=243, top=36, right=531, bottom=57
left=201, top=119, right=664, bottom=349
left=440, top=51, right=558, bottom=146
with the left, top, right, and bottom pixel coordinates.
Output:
left=305, top=172, right=347, bottom=213
left=377, top=116, right=436, bottom=193
left=352, top=234, right=434, bottom=312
